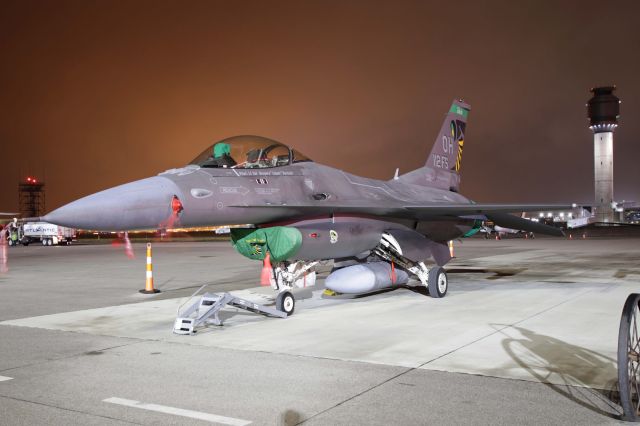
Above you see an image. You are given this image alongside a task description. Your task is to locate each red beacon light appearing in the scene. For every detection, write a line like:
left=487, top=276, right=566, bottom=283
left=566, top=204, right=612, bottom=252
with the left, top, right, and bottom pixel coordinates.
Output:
left=171, top=195, right=184, bottom=214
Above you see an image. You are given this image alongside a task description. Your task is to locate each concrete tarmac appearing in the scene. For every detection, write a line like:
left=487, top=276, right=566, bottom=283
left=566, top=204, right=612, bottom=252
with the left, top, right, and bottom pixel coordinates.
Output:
left=0, top=237, right=635, bottom=424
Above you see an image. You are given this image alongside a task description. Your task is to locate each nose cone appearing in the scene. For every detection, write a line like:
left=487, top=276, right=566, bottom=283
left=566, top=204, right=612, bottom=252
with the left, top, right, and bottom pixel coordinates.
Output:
left=44, top=176, right=182, bottom=231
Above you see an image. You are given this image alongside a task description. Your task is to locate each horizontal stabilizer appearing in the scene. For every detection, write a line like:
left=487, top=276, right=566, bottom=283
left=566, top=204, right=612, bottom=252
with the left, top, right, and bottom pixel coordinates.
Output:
left=486, top=212, right=564, bottom=237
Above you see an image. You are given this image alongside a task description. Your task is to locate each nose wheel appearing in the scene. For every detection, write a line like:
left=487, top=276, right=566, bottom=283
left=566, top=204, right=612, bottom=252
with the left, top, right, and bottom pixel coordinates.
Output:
left=276, top=291, right=295, bottom=316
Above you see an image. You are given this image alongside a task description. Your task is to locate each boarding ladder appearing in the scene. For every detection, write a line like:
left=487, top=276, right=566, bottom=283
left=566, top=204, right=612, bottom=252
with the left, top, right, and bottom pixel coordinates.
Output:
left=173, top=285, right=287, bottom=335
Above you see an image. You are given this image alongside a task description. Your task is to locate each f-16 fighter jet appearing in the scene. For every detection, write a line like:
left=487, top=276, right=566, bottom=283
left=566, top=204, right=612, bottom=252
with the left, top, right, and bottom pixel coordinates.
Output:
left=44, top=100, right=567, bottom=314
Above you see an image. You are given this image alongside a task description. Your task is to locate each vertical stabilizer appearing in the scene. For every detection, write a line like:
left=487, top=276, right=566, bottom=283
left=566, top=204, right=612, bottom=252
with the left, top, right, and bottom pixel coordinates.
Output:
left=396, top=99, right=470, bottom=192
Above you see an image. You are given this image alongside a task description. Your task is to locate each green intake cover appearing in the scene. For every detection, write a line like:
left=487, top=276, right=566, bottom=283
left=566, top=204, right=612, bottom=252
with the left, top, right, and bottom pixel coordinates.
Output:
left=230, top=226, right=302, bottom=261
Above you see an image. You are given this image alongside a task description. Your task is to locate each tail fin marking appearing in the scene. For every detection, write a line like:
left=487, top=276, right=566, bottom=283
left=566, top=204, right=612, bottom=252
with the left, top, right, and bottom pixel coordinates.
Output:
left=396, top=99, right=470, bottom=192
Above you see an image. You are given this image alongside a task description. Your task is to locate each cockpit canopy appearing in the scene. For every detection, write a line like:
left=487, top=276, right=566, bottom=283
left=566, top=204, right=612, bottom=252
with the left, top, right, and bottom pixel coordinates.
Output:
left=189, top=135, right=311, bottom=169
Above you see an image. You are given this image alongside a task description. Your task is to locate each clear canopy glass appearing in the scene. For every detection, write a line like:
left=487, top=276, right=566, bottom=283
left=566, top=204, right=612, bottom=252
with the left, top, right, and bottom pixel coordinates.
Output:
left=189, top=135, right=311, bottom=169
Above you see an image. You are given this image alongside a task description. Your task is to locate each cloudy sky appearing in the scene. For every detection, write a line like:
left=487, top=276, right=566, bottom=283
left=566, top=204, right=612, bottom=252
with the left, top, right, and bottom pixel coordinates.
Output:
left=1, top=0, right=639, bottom=212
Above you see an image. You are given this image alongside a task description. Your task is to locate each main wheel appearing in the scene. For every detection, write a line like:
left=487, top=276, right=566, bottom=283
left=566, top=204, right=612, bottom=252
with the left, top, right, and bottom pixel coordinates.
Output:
left=47, top=239, right=53, bottom=246
left=427, top=266, right=448, bottom=298
left=276, top=291, right=295, bottom=316
left=618, top=293, right=640, bottom=421
left=42, top=239, right=47, bottom=246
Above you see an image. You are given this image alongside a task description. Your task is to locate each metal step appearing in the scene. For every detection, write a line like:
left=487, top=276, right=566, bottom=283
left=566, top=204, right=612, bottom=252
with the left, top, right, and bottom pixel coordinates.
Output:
left=173, top=288, right=287, bottom=335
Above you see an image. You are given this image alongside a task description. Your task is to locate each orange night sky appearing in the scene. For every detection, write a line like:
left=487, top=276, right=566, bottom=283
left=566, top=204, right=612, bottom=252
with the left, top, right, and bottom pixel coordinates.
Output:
left=1, top=0, right=639, bottom=212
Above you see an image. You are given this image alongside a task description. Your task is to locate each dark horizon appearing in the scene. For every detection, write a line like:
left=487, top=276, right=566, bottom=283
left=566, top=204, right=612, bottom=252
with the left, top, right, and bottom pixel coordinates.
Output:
left=1, top=0, right=639, bottom=212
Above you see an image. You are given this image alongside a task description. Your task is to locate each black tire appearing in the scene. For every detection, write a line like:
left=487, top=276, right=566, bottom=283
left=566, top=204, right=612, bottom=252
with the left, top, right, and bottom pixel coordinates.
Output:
left=428, top=267, right=448, bottom=298
left=276, top=291, right=295, bottom=316
left=618, top=293, right=640, bottom=421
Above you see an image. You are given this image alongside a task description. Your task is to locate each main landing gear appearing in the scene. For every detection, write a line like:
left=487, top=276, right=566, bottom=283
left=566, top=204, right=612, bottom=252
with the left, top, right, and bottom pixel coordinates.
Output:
left=428, top=266, right=448, bottom=298
left=374, top=233, right=449, bottom=298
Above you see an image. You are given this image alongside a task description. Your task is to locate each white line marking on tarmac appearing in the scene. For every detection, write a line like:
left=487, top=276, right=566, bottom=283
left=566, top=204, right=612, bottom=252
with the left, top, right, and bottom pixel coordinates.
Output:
left=103, top=397, right=251, bottom=425
left=0, top=376, right=13, bottom=382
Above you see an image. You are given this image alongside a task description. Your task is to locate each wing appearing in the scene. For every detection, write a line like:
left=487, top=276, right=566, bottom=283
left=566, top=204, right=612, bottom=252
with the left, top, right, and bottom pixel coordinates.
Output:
left=231, top=203, right=571, bottom=236
left=404, top=203, right=574, bottom=215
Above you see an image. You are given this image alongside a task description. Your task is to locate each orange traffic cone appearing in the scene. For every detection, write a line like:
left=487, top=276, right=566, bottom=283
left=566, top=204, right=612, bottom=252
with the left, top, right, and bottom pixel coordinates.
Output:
left=140, top=242, right=160, bottom=294
left=260, top=252, right=273, bottom=286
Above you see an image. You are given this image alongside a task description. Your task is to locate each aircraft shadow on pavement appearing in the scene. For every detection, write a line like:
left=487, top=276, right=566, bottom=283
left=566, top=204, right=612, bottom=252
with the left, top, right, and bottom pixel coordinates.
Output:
left=191, top=310, right=271, bottom=334
left=349, top=268, right=529, bottom=299
left=499, top=325, right=621, bottom=419
left=347, top=285, right=427, bottom=298
left=446, top=267, right=526, bottom=280
left=348, top=281, right=484, bottom=299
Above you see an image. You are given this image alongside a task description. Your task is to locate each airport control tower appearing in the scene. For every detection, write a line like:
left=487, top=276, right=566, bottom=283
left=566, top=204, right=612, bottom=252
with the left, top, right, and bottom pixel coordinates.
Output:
left=587, top=86, right=620, bottom=223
